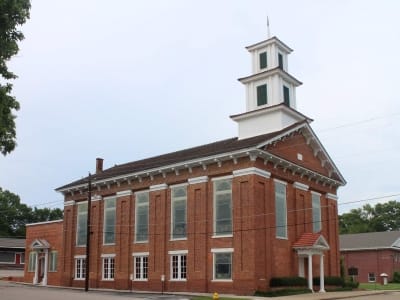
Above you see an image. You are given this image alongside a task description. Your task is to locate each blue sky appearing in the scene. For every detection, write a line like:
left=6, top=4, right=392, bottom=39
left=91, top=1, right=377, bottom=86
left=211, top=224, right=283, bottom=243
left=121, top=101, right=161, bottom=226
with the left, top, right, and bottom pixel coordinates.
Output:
left=1, top=0, right=399, bottom=213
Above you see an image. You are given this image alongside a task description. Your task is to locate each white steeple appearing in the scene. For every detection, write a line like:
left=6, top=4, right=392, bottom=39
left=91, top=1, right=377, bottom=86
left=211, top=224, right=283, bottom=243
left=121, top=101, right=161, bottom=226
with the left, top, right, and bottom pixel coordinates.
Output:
left=231, top=34, right=310, bottom=140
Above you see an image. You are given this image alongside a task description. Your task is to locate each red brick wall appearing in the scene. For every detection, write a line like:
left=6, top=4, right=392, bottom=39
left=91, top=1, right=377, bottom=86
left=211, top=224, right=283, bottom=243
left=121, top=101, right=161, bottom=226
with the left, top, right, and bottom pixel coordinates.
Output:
left=48, top=135, right=341, bottom=295
left=24, top=221, right=63, bottom=286
left=342, top=249, right=400, bottom=283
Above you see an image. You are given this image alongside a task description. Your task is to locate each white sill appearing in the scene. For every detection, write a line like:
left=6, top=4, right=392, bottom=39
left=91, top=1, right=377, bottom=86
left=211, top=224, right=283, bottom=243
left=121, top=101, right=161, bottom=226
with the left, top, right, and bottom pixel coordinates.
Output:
left=211, top=234, right=233, bottom=239
left=75, top=245, right=86, bottom=248
left=101, top=278, right=115, bottom=281
left=276, top=236, right=288, bottom=240
left=211, top=279, right=233, bottom=282
left=134, top=240, right=148, bottom=244
left=103, top=243, right=116, bottom=246
left=169, top=279, right=187, bottom=282
left=132, top=279, right=148, bottom=282
left=170, top=238, right=187, bottom=242
left=74, top=278, right=85, bottom=281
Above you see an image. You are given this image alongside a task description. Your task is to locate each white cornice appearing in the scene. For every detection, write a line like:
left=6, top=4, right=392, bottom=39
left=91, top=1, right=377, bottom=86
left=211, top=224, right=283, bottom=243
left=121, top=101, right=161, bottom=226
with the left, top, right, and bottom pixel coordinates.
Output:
left=211, top=248, right=234, bottom=253
left=311, top=191, right=322, bottom=196
left=188, top=176, right=208, bottom=185
left=233, top=167, right=271, bottom=179
left=64, top=200, right=75, bottom=207
left=168, top=250, right=188, bottom=255
left=326, top=193, right=338, bottom=200
left=211, top=175, right=233, bottom=182
left=116, top=190, right=133, bottom=198
left=149, top=183, right=168, bottom=192
left=26, top=219, right=63, bottom=227
left=92, top=195, right=102, bottom=202
left=293, top=182, right=309, bottom=191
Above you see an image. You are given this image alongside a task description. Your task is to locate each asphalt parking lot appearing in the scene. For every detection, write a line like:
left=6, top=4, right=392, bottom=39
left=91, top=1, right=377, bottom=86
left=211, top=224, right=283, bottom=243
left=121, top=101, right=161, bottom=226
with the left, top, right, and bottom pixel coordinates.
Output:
left=0, top=281, right=191, bottom=300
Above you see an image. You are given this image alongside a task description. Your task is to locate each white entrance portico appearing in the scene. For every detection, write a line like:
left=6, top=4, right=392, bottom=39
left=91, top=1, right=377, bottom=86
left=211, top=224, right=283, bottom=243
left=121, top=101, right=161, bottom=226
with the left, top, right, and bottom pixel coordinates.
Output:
left=293, top=233, right=330, bottom=293
left=30, top=239, right=50, bottom=285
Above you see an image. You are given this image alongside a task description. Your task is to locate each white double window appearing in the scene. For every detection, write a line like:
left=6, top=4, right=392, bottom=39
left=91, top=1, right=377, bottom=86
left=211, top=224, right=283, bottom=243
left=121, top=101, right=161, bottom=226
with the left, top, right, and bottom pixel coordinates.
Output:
left=76, top=202, right=88, bottom=246
left=102, top=255, right=115, bottom=280
left=75, top=256, right=86, bottom=280
left=171, top=185, right=187, bottom=240
left=133, top=253, right=148, bottom=281
left=169, top=250, right=187, bottom=281
left=104, top=197, right=116, bottom=245
left=213, top=177, right=232, bottom=236
left=275, top=180, right=287, bottom=239
left=312, top=192, right=322, bottom=232
left=135, top=192, right=149, bottom=243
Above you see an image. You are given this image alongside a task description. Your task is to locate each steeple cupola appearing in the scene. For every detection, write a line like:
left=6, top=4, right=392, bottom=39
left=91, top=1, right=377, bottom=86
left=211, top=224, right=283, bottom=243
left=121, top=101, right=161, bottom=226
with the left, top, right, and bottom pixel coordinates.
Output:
left=231, top=35, right=310, bottom=140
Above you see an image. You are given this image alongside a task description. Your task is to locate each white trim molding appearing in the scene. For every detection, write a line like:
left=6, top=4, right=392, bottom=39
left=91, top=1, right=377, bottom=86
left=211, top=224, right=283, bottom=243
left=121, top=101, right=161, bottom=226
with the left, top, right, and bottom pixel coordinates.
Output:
left=311, top=191, right=322, bottom=197
left=26, top=219, right=63, bottom=227
left=326, top=193, right=338, bottom=200
left=169, top=182, right=189, bottom=188
left=149, top=183, right=168, bottom=192
left=168, top=250, right=188, bottom=255
left=91, top=195, right=102, bottom=202
left=103, top=195, right=116, bottom=201
left=74, top=255, right=86, bottom=259
left=273, top=178, right=287, bottom=185
left=64, top=200, right=75, bottom=207
left=116, top=190, right=132, bottom=197
left=101, top=253, right=116, bottom=258
left=132, top=252, right=149, bottom=256
left=211, top=248, right=234, bottom=253
left=233, top=167, right=271, bottom=179
left=188, top=176, right=208, bottom=185
left=211, top=175, right=233, bottom=182
left=293, top=182, right=309, bottom=191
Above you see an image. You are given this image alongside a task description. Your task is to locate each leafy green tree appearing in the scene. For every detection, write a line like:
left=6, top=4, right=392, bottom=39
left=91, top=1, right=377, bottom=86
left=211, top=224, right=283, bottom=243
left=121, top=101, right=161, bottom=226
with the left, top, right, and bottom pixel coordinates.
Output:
left=0, top=187, right=63, bottom=237
left=0, top=0, right=31, bottom=155
left=339, top=201, right=400, bottom=234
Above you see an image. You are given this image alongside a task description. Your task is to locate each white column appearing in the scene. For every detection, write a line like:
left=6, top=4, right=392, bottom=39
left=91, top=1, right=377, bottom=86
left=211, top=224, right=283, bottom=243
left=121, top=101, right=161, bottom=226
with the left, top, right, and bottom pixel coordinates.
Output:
left=319, top=254, right=325, bottom=293
left=33, top=252, right=39, bottom=284
left=42, top=249, right=49, bottom=286
left=308, top=254, right=313, bottom=292
left=298, top=257, right=305, bottom=277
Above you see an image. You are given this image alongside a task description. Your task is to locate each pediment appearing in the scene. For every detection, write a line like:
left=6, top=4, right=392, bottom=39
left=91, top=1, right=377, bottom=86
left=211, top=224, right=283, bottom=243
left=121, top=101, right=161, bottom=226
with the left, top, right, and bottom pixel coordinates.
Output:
left=257, top=123, right=345, bottom=184
left=30, top=239, right=50, bottom=249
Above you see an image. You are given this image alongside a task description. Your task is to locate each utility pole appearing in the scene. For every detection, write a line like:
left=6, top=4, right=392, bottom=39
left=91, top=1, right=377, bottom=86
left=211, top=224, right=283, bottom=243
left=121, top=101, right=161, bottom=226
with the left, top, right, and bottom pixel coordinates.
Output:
left=85, top=173, right=92, bottom=292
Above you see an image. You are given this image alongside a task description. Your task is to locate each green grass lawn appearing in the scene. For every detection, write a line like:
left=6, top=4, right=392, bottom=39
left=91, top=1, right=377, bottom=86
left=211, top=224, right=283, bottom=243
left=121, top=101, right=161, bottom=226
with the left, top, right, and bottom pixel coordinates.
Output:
left=360, top=282, right=400, bottom=290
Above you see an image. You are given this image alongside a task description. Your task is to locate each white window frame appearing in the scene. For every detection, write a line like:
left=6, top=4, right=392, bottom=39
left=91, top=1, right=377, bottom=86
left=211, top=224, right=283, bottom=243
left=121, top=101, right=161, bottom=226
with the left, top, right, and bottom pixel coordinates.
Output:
left=76, top=201, right=88, bottom=247
left=368, top=272, right=376, bottom=282
left=274, top=179, right=287, bottom=239
left=74, top=255, right=86, bottom=280
left=48, top=250, right=58, bottom=272
left=212, top=176, right=233, bottom=238
left=171, top=184, right=188, bottom=240
left=102, top=254, right=115, bottom=281
left=132, top=252, right=149, bottom=281
left=20, top=252, right=25, bottom=265
left=312, top=192, right=322, bottom=232
left=168, top=250, right=188, bottom=281
left=28, top=252, right=37, bottom=272
left=212, top=248, right=233, bottom=282
left=135, top=191, right=149, bottom=243
left=103, top=197, right=116, bottom=245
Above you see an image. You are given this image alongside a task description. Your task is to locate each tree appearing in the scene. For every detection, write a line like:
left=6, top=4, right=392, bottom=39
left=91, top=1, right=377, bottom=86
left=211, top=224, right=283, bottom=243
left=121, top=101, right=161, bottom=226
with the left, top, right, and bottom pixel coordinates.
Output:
left=339, top=201, right=400, bottom=234
left=0, top=187, right=63, bottom=237
left=0, top=0, right=31, bottom=155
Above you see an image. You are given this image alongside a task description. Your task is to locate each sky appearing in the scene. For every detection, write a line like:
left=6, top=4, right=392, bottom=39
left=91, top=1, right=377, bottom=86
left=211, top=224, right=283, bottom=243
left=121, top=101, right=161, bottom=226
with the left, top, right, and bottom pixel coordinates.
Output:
left=1, top=0, right=399, bottom=214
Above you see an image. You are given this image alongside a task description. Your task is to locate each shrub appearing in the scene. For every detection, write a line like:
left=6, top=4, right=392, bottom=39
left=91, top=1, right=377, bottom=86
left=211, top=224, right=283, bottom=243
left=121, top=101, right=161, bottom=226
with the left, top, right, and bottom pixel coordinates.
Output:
left=313, top=276, right=344, bottom=286
left=393, top=272, right=400, bottom=283
left=343, top=279, right=359, bottom=289
left=270, top=277, right=307, bottom=287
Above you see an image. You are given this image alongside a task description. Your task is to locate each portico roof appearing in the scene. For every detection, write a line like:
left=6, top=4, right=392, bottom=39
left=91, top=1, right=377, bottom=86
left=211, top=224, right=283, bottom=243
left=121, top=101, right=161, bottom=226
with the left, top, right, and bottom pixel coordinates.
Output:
left=293, top=232, right=330, bottom=251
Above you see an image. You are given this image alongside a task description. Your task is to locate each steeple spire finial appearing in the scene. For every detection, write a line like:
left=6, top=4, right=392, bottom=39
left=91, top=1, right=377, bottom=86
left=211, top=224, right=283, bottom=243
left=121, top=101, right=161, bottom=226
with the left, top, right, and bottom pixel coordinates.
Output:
left=267, top=16, right=271, bottom=38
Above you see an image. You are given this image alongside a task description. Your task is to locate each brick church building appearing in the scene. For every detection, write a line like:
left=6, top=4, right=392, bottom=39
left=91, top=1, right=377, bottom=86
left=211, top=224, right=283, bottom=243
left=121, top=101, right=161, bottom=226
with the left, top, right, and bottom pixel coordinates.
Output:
left=24, top=33, right=346, bottom=295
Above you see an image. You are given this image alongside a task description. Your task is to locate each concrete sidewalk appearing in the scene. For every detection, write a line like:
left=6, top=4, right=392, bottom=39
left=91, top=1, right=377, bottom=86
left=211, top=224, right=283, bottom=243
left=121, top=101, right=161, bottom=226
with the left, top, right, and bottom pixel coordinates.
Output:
left=250, top=290, right=386, bottom=300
